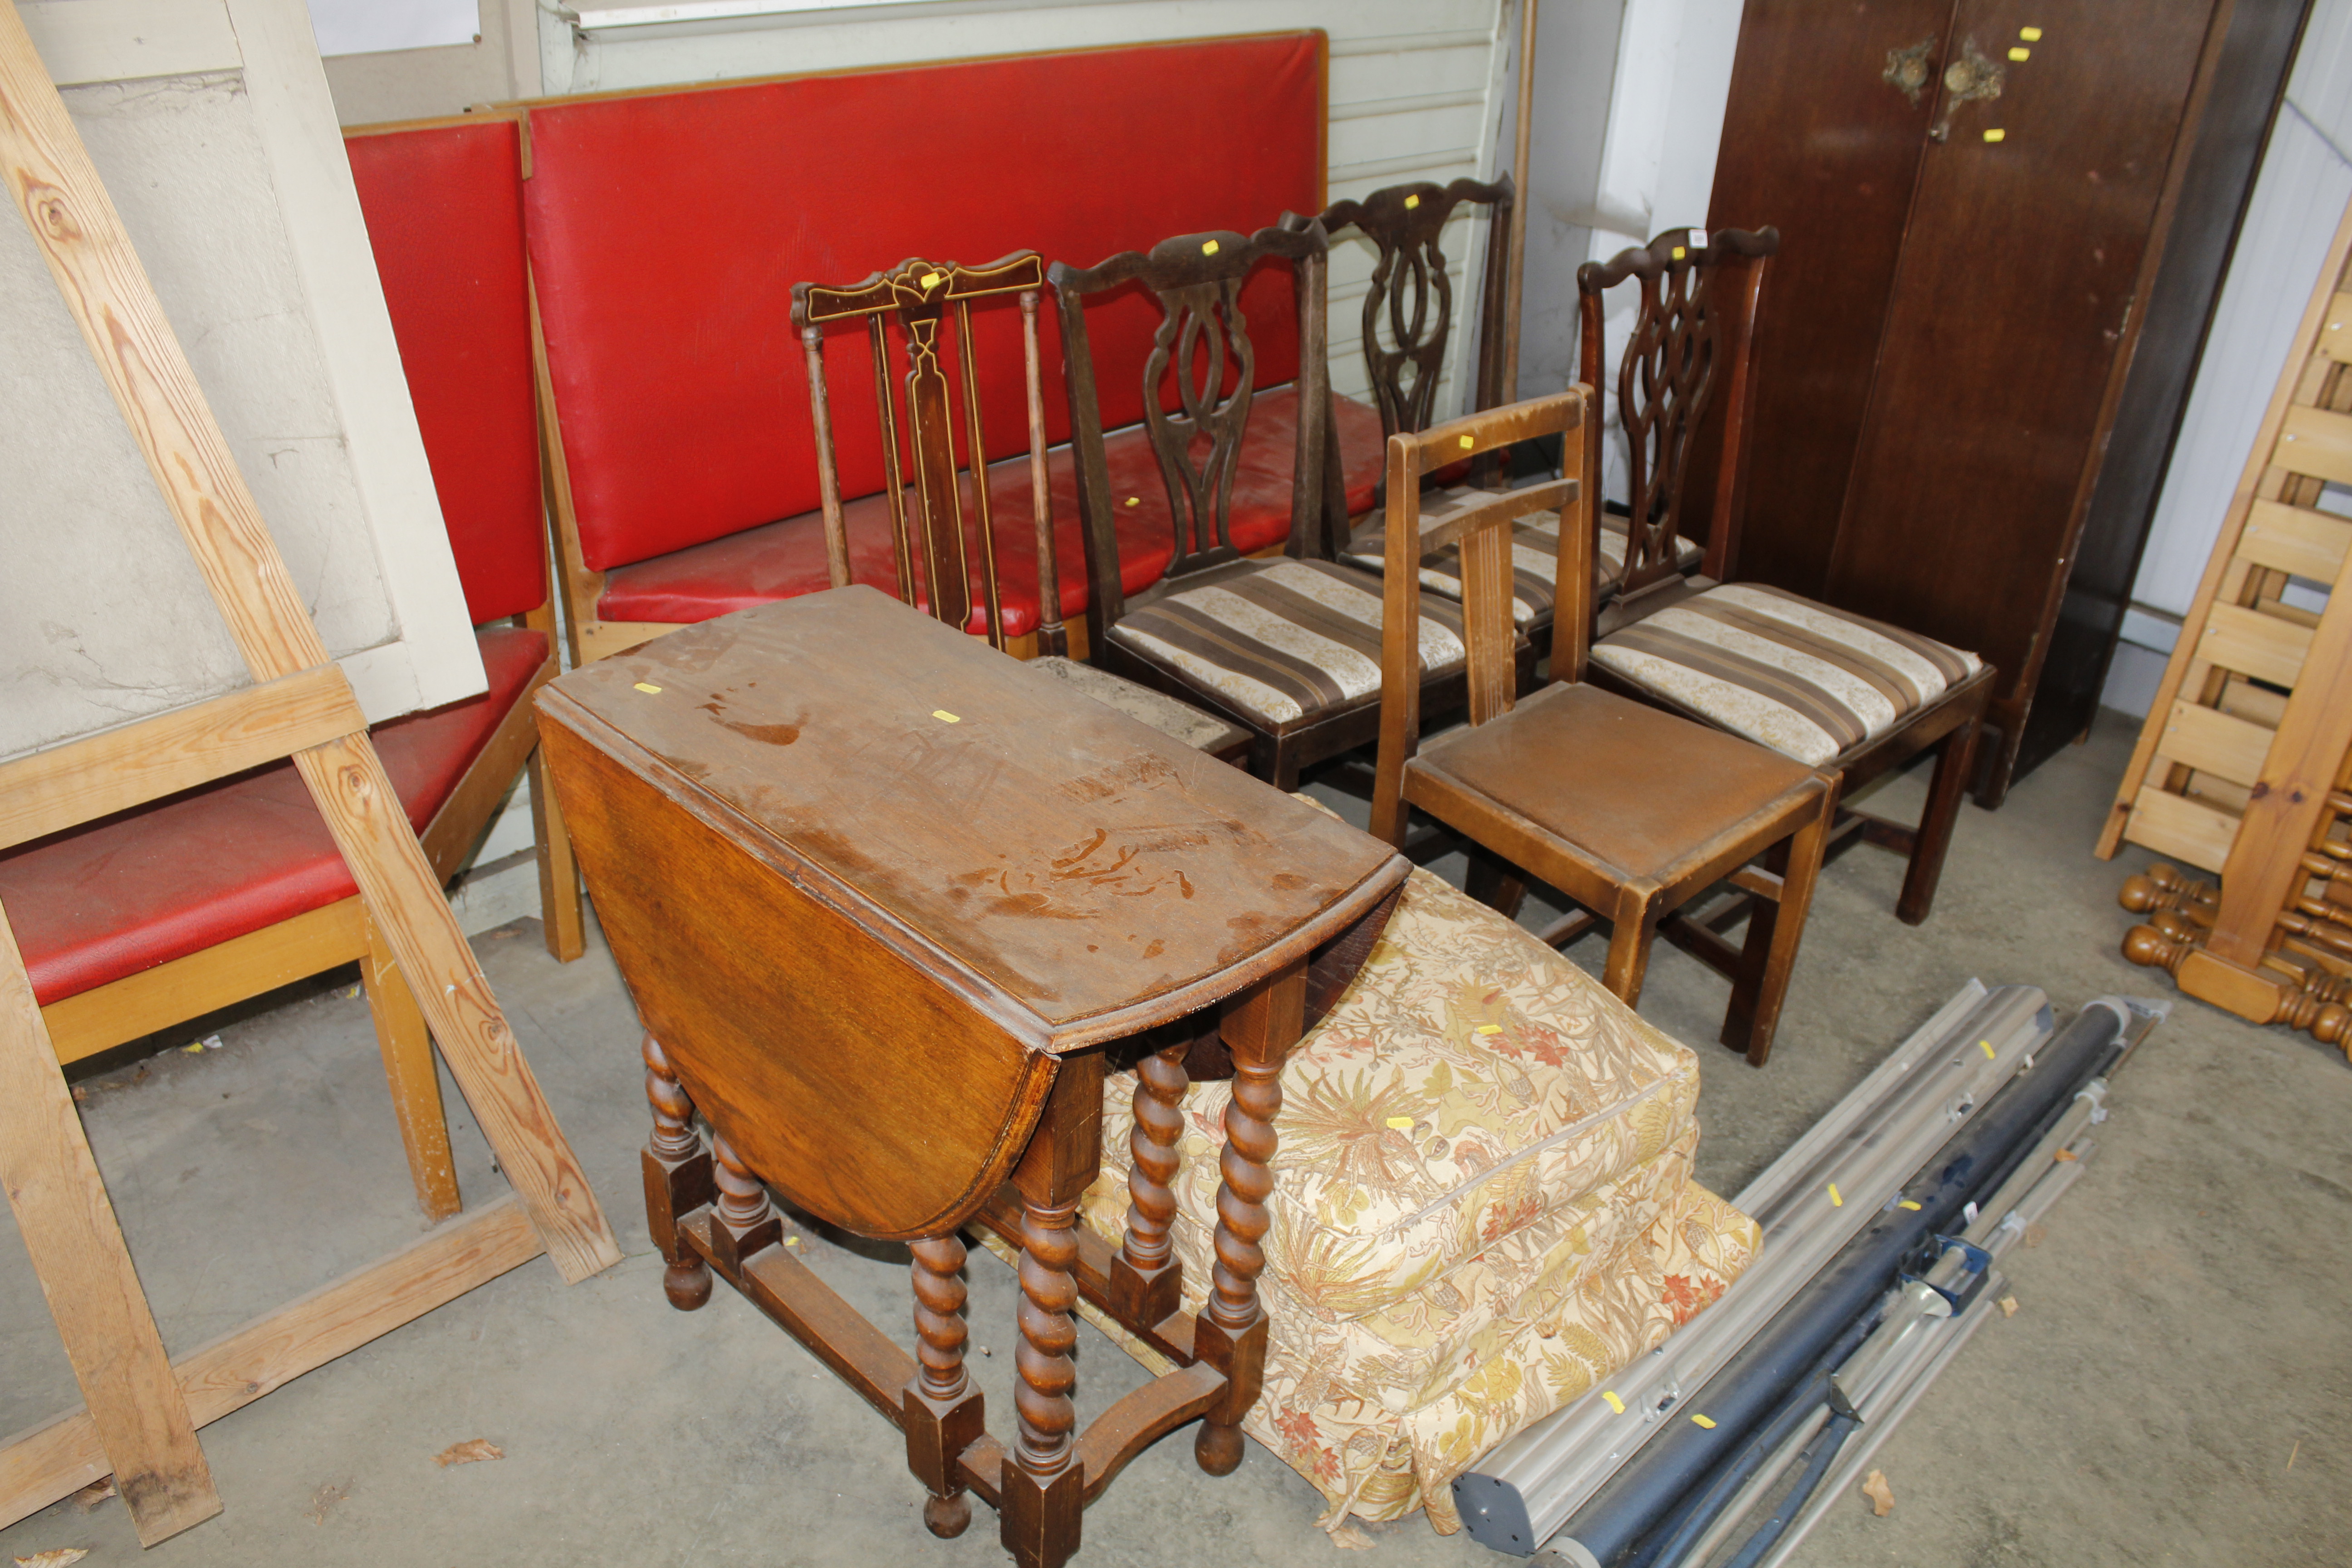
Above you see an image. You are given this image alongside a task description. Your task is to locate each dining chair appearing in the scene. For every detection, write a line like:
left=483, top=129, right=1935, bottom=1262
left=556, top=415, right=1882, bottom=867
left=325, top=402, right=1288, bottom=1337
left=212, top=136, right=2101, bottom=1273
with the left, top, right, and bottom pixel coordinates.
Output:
left=1578, top=226, right=1993, bottom=924
left=1369, top=388, right=1834, bottom=1065
left=791, top=252, right=1251, bottom=762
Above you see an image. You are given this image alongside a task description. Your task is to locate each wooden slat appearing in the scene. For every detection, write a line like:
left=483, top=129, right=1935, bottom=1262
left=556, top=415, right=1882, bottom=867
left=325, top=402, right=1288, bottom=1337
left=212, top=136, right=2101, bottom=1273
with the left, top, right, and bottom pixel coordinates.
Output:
left=360, top=912, right=460, bottom=1221
left=2156, top=700, right=2275, bottom=789
left=415, top=655, right=554, bottom=880
left=2197, top=602, right=2313, bottom=687
left=2276, top=404, right=2352, bottom=488
left=0, top=900, right=216, bottom=1541
left=1413, top=476, right=1575, bottom=554
left=2218, top=676, right=2290, bottom=727
left=39, top=897, right=368, bottom=1066
left=0, top=664, right=365, bottom=851
left=2125, top=785, right=2241, bottom=873
left=2318, top=290, right=2352, bottom=360
left=0, top=1196, right=543, bottom=1529
left=2240, top=499, right=2352, bottom=583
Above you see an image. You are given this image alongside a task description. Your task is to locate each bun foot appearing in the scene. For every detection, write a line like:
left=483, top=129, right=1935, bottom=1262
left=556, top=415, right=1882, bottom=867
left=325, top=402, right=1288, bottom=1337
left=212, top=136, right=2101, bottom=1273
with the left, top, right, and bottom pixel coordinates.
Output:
left=663, top=1258, right=712, bottom=1311
left=922, top=1492, right=972, bottom=1539
left=1195, top=1421, right=1244, bottom=1476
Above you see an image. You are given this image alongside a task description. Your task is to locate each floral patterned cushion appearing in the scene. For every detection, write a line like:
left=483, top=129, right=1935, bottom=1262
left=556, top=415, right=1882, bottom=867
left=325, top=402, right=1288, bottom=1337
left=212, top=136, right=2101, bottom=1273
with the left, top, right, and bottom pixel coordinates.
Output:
left=1133, top=865, right=1700, bottom=1322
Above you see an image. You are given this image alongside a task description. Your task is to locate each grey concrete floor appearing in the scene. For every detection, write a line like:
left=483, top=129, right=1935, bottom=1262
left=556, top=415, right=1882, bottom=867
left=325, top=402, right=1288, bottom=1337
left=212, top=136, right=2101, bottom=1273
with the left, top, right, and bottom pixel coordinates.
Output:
left=2, top=709, right=2347, bottom=1566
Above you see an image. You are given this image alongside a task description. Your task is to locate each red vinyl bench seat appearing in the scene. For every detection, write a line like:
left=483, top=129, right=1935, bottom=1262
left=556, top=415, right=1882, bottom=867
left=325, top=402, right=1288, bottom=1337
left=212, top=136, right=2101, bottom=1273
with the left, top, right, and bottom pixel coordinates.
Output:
left=3, top=628, right=547, bottom=1007
left=599, top=388, right=1385, bottom=632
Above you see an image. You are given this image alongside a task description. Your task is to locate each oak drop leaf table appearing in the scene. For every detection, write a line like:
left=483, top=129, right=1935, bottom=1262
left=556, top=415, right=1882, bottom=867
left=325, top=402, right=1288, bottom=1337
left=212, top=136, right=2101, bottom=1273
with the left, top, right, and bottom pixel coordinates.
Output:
left=534, top=588, right=1410, bottom=1568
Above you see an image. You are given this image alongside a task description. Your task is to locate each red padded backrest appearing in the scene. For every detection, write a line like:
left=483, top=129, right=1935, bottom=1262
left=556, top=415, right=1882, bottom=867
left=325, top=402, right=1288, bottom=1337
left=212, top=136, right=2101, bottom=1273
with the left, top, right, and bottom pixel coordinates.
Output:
left=345, top=117, right=548, bottom=625
left=524, top=34, right=1324, bottom=572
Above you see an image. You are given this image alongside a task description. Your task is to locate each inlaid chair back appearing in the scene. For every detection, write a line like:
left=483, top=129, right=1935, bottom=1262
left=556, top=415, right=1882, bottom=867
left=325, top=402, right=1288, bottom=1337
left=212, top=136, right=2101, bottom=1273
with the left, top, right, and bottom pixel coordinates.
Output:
left=1314, top=176, right=1514, bottom=447
left=1577, top=227, right=1778, bottom=607
left=1050, top=220, right=1332, bottom=643
left=791, top=251, right=1060, bottom=653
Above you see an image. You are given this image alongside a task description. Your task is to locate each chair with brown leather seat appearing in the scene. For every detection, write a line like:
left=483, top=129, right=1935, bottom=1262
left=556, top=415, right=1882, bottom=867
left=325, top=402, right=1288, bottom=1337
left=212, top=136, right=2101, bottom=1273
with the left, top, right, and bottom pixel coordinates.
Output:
left=1578, top=226, right=1993, bottom=925
left=1369, top=388, right=1833, bottom=1067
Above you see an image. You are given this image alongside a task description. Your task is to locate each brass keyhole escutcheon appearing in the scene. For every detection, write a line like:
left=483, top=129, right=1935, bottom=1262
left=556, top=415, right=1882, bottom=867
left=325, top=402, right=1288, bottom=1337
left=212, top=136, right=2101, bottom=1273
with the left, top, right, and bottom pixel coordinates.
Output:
left=1928, top=37, right=2005, bottom=142
left=1883, top=36, right=1936, bottom=107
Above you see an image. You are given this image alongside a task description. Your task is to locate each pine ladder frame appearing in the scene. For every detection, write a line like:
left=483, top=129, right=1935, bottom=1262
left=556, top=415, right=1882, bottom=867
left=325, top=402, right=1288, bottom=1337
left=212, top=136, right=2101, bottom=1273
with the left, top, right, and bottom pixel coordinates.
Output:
left=0, top=9, right=620, bottom=1545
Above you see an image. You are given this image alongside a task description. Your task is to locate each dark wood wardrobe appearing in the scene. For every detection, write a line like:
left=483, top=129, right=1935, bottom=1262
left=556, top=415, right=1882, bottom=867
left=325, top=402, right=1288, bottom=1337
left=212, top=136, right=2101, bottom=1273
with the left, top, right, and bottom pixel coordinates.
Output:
left=1704, top=0, right=2308, bottom=805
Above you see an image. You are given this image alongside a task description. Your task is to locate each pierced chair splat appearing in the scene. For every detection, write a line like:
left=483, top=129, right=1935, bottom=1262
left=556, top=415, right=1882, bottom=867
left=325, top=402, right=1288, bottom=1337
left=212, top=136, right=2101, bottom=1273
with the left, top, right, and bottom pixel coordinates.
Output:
left=791, top=253, right=1250, bottom=761
left=1052, top=221, right=1490, bottom=790
left=1370, top=390, right=1834, bottom=1067
left=1578, top=227, right=1994, bottom=925
left=1321, top=177, right=1700, bottom=648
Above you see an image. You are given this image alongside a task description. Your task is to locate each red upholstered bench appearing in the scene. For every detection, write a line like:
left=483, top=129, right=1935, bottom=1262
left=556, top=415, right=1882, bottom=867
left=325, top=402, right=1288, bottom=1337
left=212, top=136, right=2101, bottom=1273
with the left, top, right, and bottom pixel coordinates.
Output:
left=0, top=115, right=580, bottom=1220
left=516, top=34, right=1385, bottom=662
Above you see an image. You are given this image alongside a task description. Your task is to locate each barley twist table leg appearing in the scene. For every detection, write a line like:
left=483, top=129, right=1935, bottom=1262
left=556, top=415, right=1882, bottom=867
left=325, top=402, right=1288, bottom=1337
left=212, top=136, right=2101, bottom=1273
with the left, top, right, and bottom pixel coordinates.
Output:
left=906, top=1232, right=981, bottom=1539
left=640, top=1034, right=712, bottom=1310
left=1111, top=1039, right=1188, bottom=1325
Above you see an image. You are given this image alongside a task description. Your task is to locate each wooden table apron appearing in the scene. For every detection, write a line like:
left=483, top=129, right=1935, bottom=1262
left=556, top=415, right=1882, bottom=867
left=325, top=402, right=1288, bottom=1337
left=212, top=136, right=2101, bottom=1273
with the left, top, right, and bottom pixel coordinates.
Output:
left=534, top=587, right=1407, bottom=1567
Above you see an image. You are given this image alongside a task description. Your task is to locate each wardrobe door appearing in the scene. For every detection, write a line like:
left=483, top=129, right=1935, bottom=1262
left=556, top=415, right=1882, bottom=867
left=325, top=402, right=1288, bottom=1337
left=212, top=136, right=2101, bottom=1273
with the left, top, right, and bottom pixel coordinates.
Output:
left=1821, top=0, right=2226, bottom=789
left=1704, top=0, right=1955, bottom=599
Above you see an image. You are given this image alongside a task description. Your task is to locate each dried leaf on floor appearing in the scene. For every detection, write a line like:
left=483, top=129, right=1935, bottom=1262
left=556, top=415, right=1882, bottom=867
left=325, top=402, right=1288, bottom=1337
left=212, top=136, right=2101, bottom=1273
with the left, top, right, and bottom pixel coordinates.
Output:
left=1862, top=1469, right=1895, bottom=1518
left=433, top=1439, right=505, bottom=1468
left=1999, top=1295, right=2019, bottom=1318
left=15, top=1548, right=91, bottom=1566
left=308, top=1479, right=351, bottom=1524
left=1328, top=1521, right=1377, bottom=1550
left=68, top=1478, right=113, bottom=1511
left=2023, top=1223, right=2047, bottom=1248
left=2053, top=1148, right=2079, bottom=1163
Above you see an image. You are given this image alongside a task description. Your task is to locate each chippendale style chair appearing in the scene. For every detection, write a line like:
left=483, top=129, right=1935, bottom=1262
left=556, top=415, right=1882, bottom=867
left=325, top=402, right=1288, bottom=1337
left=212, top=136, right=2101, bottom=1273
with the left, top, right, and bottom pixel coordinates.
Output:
left=1370, top=389, right=1834, bottom=1065
left=1314, top=178, right=1701, bottom=654
left=1050, top=220, right=1485, bottom=789
left=1578, top=227, right=1993, bottom=924
left=791, top=252, right=1250, bottom=761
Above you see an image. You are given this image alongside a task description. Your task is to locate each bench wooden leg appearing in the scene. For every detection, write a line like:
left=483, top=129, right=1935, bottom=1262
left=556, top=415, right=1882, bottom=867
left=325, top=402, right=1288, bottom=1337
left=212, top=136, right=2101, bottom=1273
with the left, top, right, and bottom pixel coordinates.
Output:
left=361, top=911, right=460, bottom=1221
left=640, top=1034, right=712, bottom=1310
left=529, top=746, right=587, bottom=963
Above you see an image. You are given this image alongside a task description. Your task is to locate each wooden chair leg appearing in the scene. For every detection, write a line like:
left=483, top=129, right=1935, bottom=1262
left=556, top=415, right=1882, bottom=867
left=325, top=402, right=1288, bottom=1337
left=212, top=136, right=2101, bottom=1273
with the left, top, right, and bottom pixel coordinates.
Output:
left=1465, top=846, right=1529, bottom=921
left=640, top=1033, right=713, bottom=1310
left=1720, top=841, right=1789, bottom=1051
left=529, top=745, right=587, bottom=962
left=360, top=912, right=460, bottom=1221
left=906, top=1232, right=983, bottom=1539
left=1740, top=793, right=1834, bottom=1068
left=1602, top=893, right=1660, bottom=1007
left=1896, top=715, right=1982, bottom=926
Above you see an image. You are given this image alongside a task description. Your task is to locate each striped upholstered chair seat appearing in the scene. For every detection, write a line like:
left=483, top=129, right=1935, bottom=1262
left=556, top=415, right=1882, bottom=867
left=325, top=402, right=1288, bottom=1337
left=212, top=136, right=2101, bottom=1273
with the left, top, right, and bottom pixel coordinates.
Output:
left=1589, top=583, right=1983, bottom=769
left=1344, top=507, right=1703, bottom=627
left=1107, top=558, right=1477, bottom=731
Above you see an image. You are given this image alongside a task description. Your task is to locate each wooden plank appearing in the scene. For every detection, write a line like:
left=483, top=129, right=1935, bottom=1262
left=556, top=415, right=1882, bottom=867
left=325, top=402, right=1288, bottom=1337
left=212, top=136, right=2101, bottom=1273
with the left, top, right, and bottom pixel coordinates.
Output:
left=2212, top=557, right=2352, bottom=968
left=416, top=655, right=554, bottom=881
left=0, top=18, right=619, bottom=1283
left=0, top=901, right=217, bottom=1542
left=360, top=912, right=460, bottom=1222
left=2319, top=290, right=2352, bottom=361
left=2240, top=498, right=2352, bottom=583
left=1412, top=476, right=1575, bottom=554
left=40, top=897, right=368, bottom=1066
left=0, top=666, right=365, bottom=851
left=2197, top=601, right=2313, bottom=687
left=2218, top=676, right=2290, bottom=727
left=2125, top=785, right=2240, bottom=874
left=293, top=733, right=621, bottom=1282
left=2156, top=700, right=2275, bottom=789
left=0, top=1196, right=543, bottom=1529
left=2276, top=404, right=2352, bottom=488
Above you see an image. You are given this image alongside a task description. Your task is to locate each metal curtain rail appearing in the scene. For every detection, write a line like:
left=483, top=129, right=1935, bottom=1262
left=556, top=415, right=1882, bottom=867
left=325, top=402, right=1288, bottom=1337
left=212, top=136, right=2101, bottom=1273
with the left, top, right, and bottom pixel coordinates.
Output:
left=1455, top=981, right=2053, bottom=1554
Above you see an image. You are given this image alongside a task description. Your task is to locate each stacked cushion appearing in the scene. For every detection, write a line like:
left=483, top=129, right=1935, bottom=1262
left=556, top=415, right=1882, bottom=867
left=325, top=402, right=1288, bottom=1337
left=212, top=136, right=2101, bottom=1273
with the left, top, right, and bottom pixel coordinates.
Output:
left=1590, top=582, right=1982, bottom=768
left=1345, top=510, right=1704, bottom=627
left=1108, top=560, right=1469, bottom=730
left=987, top=852, right=1759, bottom=1534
